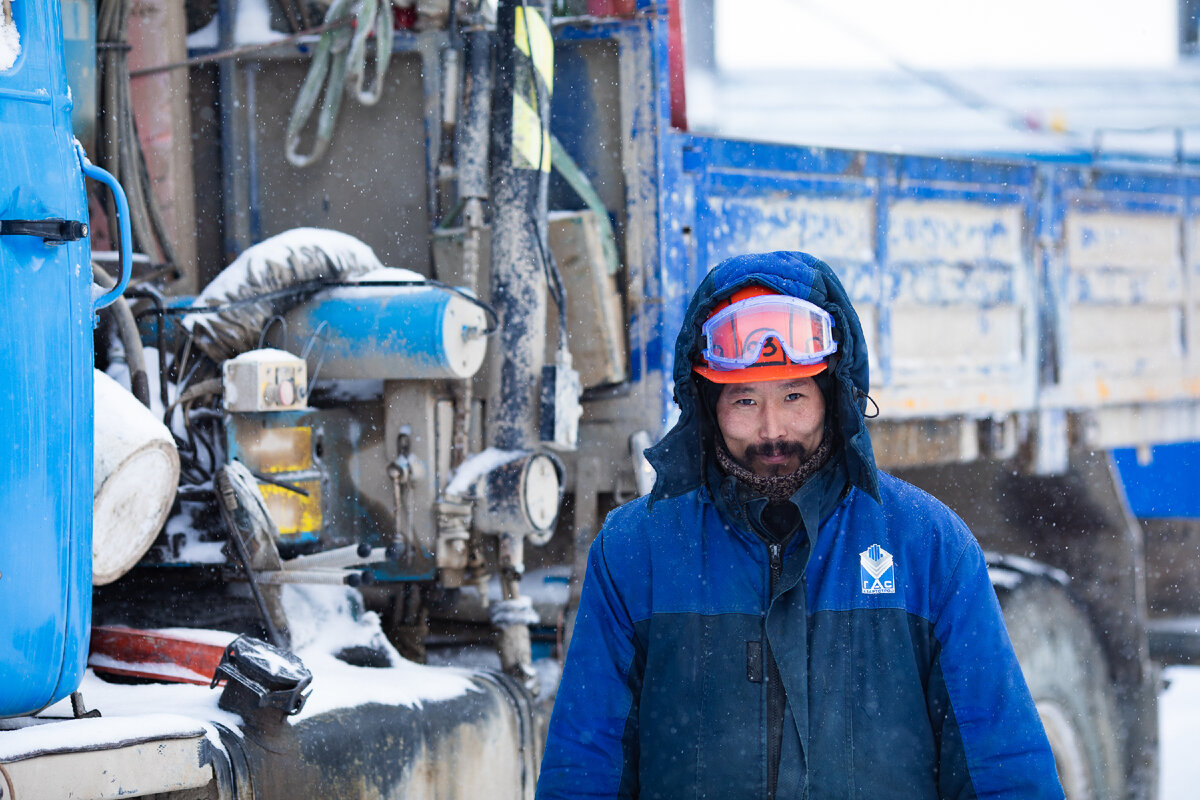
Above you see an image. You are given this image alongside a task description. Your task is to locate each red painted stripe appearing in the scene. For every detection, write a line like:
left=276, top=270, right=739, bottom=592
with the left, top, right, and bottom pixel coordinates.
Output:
left=88, top=626, right=232, bottom=685
left=667, top=0, right=687, bottom=130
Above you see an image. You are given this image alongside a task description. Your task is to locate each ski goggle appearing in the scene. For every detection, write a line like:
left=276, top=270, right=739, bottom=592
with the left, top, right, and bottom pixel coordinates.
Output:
left=700, top=294, right=837, bottom=371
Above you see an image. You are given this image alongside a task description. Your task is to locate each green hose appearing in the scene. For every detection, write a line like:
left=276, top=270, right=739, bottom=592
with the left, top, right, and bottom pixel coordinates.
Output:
left=550, top=134, right=620, bottom=276
left=285, top=0, right=395, bottom=167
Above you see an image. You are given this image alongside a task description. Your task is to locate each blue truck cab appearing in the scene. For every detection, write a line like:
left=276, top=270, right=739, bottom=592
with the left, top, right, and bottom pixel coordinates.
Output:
left=0, top=0, right=126, bottom=717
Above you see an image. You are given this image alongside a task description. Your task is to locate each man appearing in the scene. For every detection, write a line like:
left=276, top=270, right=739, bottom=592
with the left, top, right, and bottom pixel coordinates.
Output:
left=536, top=251, right=1064, bottom=799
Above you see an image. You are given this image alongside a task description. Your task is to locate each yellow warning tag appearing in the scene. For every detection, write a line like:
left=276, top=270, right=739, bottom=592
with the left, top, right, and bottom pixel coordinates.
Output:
left=515, top=6, right=554, bottom=87
left=513, top=93, right=552, bottom=171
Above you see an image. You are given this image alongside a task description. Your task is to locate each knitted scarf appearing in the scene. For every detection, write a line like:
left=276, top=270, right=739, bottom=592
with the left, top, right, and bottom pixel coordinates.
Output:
left=714, top=432, right=833, bottom=505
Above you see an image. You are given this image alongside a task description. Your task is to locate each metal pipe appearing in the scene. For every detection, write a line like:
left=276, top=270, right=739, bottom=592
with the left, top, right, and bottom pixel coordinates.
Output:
left=457, top=27, right=494, bottom=206
left=217, top=0, right=251, bottom=261
left=452, top=25, right=494, bottom=468
left=129, top=17, right=353, bottom=78
left=245, top=61, right=262, bottom=243
left=250, top=570, right=366, bottom=586
left=486, top=0, right=553, bottom=456
left=280, top=544, right=386, bottom=571
left=485, top=0, right=554, bottom=690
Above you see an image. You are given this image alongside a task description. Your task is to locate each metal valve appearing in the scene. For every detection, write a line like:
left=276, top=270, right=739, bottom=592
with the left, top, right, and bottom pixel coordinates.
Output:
left=387, top=427, right=425, bottom=563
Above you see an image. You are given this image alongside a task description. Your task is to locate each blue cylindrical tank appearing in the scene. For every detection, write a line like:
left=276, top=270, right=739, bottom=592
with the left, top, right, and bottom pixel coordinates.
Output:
left=0, top=0, right=95, bottom=716
left=283, top=285, right=489, bottom=381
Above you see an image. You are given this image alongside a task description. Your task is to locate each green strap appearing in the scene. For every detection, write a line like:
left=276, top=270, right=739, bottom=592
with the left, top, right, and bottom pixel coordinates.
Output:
left=550, top=134, right=620, bottom=276
left=286, top=0, right=392, bottom=167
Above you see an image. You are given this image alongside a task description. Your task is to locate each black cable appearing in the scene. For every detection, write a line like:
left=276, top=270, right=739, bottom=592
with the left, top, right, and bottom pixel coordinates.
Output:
left=429, top=278, right=501, bottom=334
left=535, top=228, right=569, bottom=351
left=173, top=357, right=208, bottom=405
left=126, top=286, right=170, bottom=410
left=176, top=405, right=224, bottom=485
left=179, top=438, right=208, bottom=484
left=167, top=356, right=215, bottom=468
left=163, top=283, right=327, bottom=316
left=168, top=378, right=223, bottom=481
left=301, top=321, right=332, bottom=390
left=181, top=406, right=201, bottom=471
left=251, top=469, right=310, bottom=497
left=259, top=314, right=288, bottom=350
left=191, top=416, right=219, bottom=478
left=215, top=468, right=286, bottom=649
left=173, top=334, right=193, bottom=387
left=163, top=278, right=501, bottom=335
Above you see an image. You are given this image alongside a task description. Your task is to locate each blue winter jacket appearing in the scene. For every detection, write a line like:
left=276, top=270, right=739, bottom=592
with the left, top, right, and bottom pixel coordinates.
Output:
left=536, top=252, right=1063, bottom=799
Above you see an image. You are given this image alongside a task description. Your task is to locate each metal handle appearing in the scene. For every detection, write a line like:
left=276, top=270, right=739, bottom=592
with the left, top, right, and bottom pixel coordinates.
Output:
left=0, top=218, right=89, bottom=242
left=76, top=143, right=132, bottom=313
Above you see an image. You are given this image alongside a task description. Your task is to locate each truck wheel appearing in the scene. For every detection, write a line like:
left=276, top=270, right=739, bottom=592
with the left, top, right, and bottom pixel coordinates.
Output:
left=995, top=576, right=1125, bottom=800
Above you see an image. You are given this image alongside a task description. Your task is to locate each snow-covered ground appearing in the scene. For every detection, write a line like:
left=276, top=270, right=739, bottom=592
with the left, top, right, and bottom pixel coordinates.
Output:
left=1160, top=666, right=1200, bottom=799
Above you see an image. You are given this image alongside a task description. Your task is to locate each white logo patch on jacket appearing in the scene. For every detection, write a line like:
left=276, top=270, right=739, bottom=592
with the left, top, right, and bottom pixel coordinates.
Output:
left=860, top=544, right=895, bottom=595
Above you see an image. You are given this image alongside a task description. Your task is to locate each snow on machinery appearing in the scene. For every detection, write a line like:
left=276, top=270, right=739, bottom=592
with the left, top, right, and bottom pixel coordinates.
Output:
left=4, top=0, right=1200, bottom=798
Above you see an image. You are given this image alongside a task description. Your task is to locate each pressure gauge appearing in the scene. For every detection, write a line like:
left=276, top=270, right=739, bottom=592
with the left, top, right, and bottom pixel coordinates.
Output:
left=471, top=450, right=564, bottom=542
left=523, top=453, right=561, bottom=532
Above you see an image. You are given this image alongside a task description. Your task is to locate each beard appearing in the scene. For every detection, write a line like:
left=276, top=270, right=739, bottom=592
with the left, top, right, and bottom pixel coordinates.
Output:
left=740, top=441, right=809, bottom=477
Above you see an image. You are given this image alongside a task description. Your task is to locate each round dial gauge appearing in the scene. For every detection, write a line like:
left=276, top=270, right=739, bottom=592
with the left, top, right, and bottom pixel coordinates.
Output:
left=523, top=453, right=561, bottom=531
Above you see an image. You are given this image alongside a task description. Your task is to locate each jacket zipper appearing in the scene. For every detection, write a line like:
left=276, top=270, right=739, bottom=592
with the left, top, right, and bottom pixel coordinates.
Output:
left=766, top=542, right=783, bottom=799
left=769, top=542, right=783, bottom=589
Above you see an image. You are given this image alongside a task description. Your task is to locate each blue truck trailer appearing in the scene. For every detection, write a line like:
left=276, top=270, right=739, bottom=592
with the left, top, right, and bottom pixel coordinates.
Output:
left=2, top=0, right=1199, bottom=797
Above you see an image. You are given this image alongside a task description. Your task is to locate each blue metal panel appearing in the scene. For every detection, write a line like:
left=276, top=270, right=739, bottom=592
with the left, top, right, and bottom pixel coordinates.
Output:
left=1035, top=163, right=1066, bottom=388
left=1042, top=159, right=1198, bottom=412
left=0, top=0, right=95, bottom=716
left=661, top=127, right=1044, bottom=416
left=1113, top=443, right=1200, bottom=518
left=1054, top=166, right=1189, bottom=214
left=678, top=135, right=880, bottom=179
left=891, top=154, right=1035, bottom=199
left=644, top=12, right=686, bottom=434
left=872, top=154, right=893, bottom=390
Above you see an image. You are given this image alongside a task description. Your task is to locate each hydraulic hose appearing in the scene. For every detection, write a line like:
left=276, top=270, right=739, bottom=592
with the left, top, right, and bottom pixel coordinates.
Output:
left=97, top=0, right=178, bottom=268
left=94, top=263, right=151, bottom=407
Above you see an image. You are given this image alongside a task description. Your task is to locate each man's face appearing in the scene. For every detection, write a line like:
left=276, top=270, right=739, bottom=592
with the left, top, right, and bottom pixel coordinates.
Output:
left=715, top=377, right=826, bottom=477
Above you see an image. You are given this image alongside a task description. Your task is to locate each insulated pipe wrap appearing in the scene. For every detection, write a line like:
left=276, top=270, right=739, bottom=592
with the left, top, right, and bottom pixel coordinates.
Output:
left=183, top=228, right=384, bottom=362
left=93, top=370, right=180, bottom=585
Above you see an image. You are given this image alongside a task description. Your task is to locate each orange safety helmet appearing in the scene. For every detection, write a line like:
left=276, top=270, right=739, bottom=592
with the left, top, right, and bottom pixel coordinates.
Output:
left=693, top=286, right=836, bottom=384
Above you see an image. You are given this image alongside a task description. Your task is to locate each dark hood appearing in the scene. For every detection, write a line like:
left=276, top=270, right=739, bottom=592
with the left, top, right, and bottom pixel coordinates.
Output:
left=645, top=251, right=881, bottom=507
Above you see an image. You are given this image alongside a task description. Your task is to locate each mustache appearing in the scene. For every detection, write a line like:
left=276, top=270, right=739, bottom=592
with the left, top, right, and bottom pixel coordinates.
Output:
left=744, top=441, right=807, bottom=460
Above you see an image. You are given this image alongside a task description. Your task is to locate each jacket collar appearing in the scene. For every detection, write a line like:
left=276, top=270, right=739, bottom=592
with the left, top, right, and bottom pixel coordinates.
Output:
left=705, top=450, right=851, bottom=553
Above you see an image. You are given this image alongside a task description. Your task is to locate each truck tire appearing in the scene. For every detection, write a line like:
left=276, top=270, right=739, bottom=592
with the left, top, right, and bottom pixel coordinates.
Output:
left=995, top=575, right=1125, bottom=800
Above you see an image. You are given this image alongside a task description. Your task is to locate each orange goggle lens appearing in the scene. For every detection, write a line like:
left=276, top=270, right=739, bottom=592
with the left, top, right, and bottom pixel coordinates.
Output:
left=700, top=295, right=836, bottom=371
